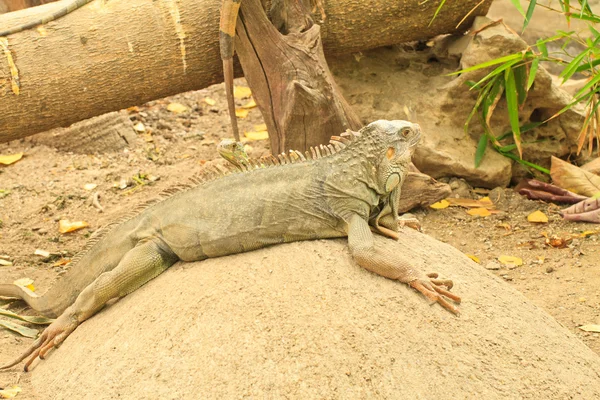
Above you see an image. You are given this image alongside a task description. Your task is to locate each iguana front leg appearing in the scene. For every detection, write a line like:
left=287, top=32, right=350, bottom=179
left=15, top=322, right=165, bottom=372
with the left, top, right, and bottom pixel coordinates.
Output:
left=1, top=238, right=178, bottom=371
left=347, top=214, right=460, bottom=314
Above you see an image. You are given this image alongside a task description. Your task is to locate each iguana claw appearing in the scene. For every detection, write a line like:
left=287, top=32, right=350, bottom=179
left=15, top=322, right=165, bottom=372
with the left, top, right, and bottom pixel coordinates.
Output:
left=409, top=275, right=461, bottom=315
left=1, top=310, right=78, bottom=371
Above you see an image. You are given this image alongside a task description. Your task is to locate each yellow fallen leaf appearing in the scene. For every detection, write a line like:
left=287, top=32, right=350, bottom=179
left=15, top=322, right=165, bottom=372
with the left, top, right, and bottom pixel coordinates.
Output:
left=446, top=197, right=495, bottom=209
left=167, top=102, right=189, bottom=114
left=429, top=199, right=450, bottom=209
left=465, top=254, right=480, bottom=263
left=578, top=324, right=600, bottom=333
left=498, top=255, right=523, bottom=266
left=244, top=130, right=269, bottom=141
left=59, top=219, right=89, bottom=233
left=580, top=230, right=598, bottom=238
left=235, top=108, right=250, bottom=118
left=467, top=207, right=491, bottom=217
left=234, top=86, right=252, bottom=99
left=203, top=97, right=216, bottom=106
left=242, top=98, right=257, bottom=109
left=133, top=122, right=146, bottom=132
left=254, top=123, right=267, bottom=131
left=527, top=210, right=548, bottom=223
left=0, top=385, right=21, bottom=399
left=0, top=153, right=23, bottom=165
left=13, top=278, right=35, bottom=292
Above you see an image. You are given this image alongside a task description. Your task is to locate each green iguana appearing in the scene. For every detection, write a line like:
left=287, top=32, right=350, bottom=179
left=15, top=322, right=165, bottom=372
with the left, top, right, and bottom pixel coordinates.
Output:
left=0, top=0, right=93, bottom=37
left=0, top=120, right=460, bottom=372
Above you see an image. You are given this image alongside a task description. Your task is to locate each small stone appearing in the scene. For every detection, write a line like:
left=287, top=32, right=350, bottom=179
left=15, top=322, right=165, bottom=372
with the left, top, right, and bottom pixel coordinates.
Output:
left=545, top=266, right=554, bottom=273
left=484, top=261, right=501, bottom=270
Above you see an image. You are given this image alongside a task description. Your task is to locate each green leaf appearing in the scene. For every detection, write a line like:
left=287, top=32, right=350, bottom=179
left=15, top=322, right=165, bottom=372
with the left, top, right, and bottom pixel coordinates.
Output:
left=536, top=39, right=548, bottom=58
left=523, top=0, right=537, bottom=32
left=428, top=0, right=447, bottom=26
left=574, top=73, right=600, bottom=99
left=510, top=0, right=526, bottom=18
left=475, top=134, right=488, bottom=168
left=0, top=319, right=39, bottom=338
left=0, top=309, right=54, bottom=325
left=574, top=58, right=600, bottom=73
left=472, top=58, right=522, bottom=89
left=514, top=64, right=529, bottom=105
left=528, top=58, right=539, bottom=90
left=449, top=53, right=523, bottom=76
left=502, top=152, right=550, bottom=174
left=482, top=77, right=504, bottom=122
left=504, top=68, right=523, bottom=158
left=559, top=49, right=590, bottom=82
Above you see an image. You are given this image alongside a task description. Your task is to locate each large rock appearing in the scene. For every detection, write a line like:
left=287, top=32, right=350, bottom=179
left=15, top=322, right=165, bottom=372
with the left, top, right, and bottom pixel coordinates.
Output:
left=31, top=230, right=600, bottom=399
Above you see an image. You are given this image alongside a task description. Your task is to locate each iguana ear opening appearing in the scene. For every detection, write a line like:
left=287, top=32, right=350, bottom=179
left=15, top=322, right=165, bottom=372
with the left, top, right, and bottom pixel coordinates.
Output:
left=386, top=147, right=395, bottom=160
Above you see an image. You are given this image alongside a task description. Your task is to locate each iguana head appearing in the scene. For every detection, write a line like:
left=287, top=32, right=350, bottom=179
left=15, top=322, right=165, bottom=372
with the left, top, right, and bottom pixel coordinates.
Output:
left=217, top=139, right=250, bottom=169
left=361, top=120, right=421, bottom=194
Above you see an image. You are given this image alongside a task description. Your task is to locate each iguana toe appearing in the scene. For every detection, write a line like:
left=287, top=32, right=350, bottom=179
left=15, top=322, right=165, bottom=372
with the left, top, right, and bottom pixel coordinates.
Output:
left=409, top=277, right=461, bottom=315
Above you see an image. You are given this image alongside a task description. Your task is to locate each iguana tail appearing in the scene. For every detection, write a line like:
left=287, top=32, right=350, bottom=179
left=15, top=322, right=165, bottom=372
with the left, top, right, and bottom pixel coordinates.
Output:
left=219, top=0, right=242, bottom=142
left=0, top=0, right=94, bottom=37
left=0, top=283, right=58, bottom=317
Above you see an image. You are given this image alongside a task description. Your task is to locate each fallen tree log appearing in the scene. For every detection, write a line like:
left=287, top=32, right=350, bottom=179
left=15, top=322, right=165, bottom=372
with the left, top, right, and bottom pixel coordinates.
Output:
left=27, top=233, right=600, bottom=398
left=0, top=0, right=492, bottom=143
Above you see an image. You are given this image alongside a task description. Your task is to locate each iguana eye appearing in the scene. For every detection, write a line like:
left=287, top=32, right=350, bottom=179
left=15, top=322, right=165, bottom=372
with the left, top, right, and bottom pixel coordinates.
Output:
left=401, top=128, right=411, bottom=137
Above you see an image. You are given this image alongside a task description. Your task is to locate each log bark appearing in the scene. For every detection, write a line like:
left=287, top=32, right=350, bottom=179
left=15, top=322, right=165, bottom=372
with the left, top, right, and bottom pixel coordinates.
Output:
left=0, top=0, right=492, bottom=143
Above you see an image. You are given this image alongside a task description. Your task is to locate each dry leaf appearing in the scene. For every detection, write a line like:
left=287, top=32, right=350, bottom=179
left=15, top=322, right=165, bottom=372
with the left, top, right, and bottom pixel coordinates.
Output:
left=13, top=277, right=35, bottom=292
left=446, top=197, right=495, bottom=209
left=83, top=183, right=98, bottom=191
left=59, top=219, right=89, bottom=233
left=235, top=108, right=249, bottom=118
left=527, top=210, right=548, bottom=223
left=429, top=199, right=450, bottom=209
left=497, top=223, right=511, bottom=230
left=234, top=86, right=252, bottom=99
left=203, top=97, right=216, bottom=106
left=580, top=230, right=599, bottom=238
left=545, top=235, right=571, bottom=248
left=0, top=385, right=22, bottom=399
left=133, top=122, right=146, bottom=132
left=465, top=254, right=480, bottom=263
left=242, top=98, right=257, bottom=109
left=580, top=157, right=600, bottom=175
left=34, top=249, right=50, bottom=258
left=53, top=258, right=71, bottom=267
left=244, top=130, right=269, bottom=141
left=0, top=153, right=23, bottom=166
left=0, top=309, right=54, bottom=325
left=0, top=319, right=38, bottom=338
left=0, top=259, right=12, bottom=266
left=167, top=102, right=189, bottom=114
left=467, top=207, right=491, bottom=217
left=551, top=156, right=600, bottom=197
left=498, top=255, right=523, bottom=266
left=578, top=324, right=600, bottom=333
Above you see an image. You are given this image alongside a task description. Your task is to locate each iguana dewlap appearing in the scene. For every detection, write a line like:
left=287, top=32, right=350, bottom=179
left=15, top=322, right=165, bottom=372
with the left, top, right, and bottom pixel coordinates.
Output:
left=0, top=120, right=460, bottom=372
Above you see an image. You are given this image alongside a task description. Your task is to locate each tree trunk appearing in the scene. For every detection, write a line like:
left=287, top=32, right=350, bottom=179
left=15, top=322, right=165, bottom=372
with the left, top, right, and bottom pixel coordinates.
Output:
left=0, top=0, right=492, bottom=143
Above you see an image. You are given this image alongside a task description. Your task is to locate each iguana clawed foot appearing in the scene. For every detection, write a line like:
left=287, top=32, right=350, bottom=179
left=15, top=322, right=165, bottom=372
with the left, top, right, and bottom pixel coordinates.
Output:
left=409, top=273, right=461, bottom=315
left=1, top=309, right=78, bottom=372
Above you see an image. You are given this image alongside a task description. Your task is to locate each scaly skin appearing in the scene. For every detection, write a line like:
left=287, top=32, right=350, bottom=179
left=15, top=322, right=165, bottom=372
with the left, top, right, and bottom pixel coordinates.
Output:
left=0, top=120, right=460, bottom=372
left=0, top=0, right=94, bottom=37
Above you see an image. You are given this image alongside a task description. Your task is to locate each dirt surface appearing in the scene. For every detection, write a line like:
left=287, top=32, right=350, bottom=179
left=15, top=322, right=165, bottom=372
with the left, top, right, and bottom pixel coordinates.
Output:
left=1, top=2, right=600, bottom=398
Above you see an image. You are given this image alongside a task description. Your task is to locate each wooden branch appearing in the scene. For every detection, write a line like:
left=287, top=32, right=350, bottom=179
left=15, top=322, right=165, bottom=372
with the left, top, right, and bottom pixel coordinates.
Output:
left=0, top=0, right=492, bottom=143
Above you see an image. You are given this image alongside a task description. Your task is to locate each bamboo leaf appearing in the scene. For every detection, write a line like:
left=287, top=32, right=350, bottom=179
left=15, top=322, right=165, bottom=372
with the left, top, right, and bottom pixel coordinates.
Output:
left=504, top=68, right=523, bottom=158
left=0, top=319, right=39, bottom=338
left=475, top=134, right=488, bottom=168
left=502, top=152, right=550, bottom=174
left=514, top=64, right=529, bottom=105
left=559, top=50, right=590, bottom=82
left=428, top=0, right=447, bottom=26
left=523, top=0, right=537, bottom=31
left=574, top=73, right=600, bottom=99
left=510, top=0, right=526, bottom=18
left=0, top=309, right=54, bottom=325
left=574, top=58, right=600, bottom=73
left=528, top=58, right=539, bottom=90
left=472, top=58, right=522, bottom=89
left=536, top=39, right=548, bottom=58
left=449, top=53, right=522, bottom=76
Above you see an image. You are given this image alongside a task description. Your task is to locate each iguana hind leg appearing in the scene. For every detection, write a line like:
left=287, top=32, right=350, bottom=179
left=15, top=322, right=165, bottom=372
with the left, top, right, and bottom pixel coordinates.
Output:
left=347, top=214, right=460, bottom=315
left=1, top=238, right=178, bottom=371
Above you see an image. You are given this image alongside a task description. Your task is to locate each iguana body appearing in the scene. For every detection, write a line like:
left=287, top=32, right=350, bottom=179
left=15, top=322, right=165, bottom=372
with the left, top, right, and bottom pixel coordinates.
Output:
left=0, top=0, right=93, bottom=37
left=0, top=120, right=459, bottom=371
